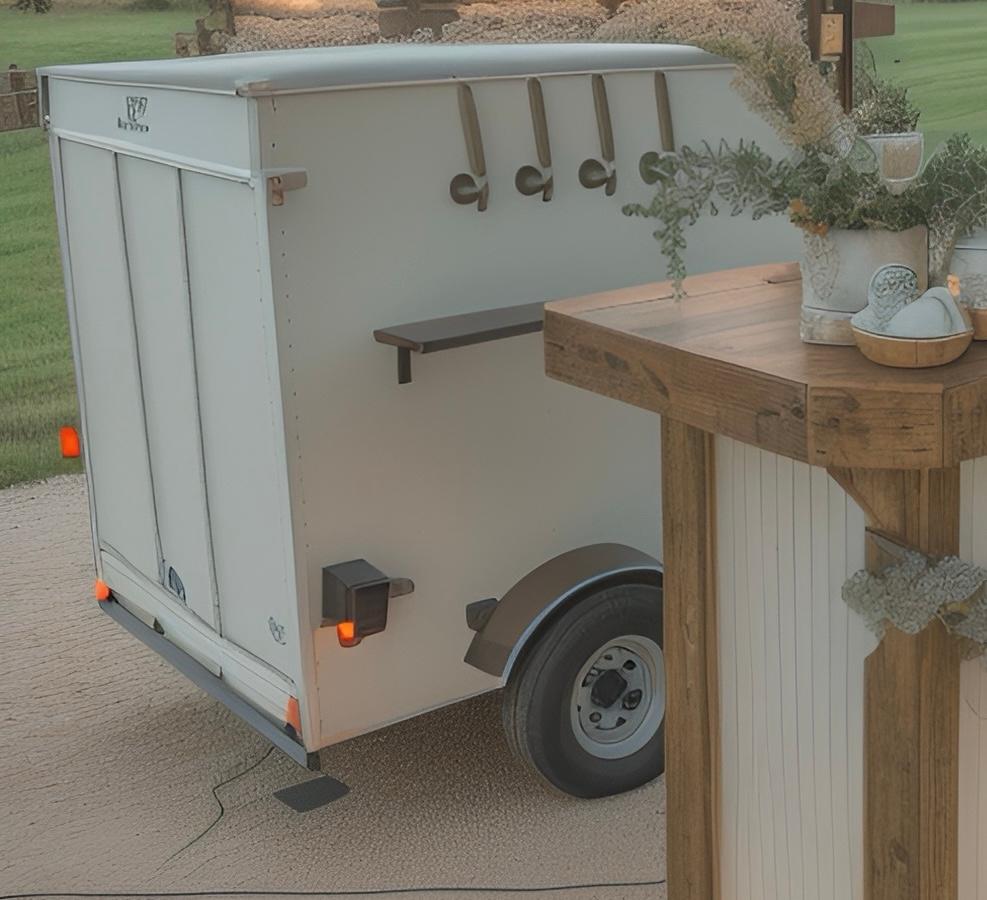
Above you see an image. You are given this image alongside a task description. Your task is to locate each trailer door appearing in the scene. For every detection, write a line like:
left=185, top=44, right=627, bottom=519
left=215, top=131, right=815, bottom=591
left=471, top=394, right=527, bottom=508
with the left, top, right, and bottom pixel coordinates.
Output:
left=117, top=156, right=219, bottom=629
left=180, top=171, right=295, bottom=678
left=60, top=141, right=161, bottom=585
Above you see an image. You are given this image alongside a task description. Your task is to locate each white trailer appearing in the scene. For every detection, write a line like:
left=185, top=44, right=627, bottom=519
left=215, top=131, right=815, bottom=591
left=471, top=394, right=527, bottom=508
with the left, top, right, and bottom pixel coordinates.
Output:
left=42, top=44, right=798, bottom=797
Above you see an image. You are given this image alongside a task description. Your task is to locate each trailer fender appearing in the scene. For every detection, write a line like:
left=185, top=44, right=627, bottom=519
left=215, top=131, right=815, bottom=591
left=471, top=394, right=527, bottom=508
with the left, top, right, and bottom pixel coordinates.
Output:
left=464, top=543, right=662, bottom=680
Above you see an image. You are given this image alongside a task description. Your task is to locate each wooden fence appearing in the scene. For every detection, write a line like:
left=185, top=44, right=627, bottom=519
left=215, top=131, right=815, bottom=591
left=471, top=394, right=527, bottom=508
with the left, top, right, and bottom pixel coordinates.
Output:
left=0, top=69, right=39, bottom=133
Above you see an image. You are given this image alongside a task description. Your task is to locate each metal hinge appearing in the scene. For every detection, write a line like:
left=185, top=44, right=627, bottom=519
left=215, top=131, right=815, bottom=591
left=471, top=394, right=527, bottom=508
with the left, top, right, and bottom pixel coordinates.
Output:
left=266, top=169, right=307, bottom=207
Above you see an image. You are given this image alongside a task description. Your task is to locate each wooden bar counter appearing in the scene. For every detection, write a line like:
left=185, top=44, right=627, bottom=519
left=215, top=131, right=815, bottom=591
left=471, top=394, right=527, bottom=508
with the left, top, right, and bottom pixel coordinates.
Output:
left=544, top=263, right=987, bottom=900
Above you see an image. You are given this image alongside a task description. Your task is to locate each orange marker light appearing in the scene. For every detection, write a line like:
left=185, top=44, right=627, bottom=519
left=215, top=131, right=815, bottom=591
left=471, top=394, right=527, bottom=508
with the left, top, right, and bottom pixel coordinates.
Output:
left=59, top=426, right=80, bottom=459
left=94, top=579, right=111, bottom=602
left=285, top=696, right=302, bottom=736
left=336, top=620, right=359, bottom=647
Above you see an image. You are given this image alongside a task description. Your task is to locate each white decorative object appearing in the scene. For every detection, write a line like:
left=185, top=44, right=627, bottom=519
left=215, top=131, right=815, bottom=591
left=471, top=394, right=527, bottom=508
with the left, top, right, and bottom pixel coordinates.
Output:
left=852, top=264, right=968, bottom=338
left=800, top=226, right=929, bottom=345
left=850, top=264, right=973, bottom=368
left=863, top=132, right=925, bottom=195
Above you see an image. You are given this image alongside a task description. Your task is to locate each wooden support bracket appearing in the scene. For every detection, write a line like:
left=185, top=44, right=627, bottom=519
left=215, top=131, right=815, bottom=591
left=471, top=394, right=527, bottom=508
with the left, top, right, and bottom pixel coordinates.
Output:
left=830, top=466, right=961, bottom=900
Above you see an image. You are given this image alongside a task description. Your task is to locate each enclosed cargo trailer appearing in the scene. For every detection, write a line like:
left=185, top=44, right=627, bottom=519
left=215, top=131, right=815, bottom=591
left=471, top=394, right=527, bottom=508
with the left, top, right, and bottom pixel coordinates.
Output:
left=41, top=44, right=799, bottom=796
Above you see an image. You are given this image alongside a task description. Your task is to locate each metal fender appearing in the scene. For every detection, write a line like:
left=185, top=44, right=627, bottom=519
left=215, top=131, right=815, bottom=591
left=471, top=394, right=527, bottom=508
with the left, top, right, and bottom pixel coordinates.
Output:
left=464, top=543, right=662, bottom=680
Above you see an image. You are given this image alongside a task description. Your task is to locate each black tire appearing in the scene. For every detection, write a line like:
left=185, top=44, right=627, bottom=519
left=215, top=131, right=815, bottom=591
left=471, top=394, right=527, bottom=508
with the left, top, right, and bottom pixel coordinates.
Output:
left=502, top=583, right=665, bottom=799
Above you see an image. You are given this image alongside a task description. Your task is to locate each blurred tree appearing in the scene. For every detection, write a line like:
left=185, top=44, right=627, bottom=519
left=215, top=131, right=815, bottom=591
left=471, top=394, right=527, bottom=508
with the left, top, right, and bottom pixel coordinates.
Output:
left=12, top=0, right=53, bottom=13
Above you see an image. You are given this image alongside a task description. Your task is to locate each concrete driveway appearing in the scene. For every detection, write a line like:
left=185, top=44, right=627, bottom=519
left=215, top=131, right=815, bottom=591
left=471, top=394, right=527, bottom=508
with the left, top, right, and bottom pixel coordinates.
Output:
left=0, top=476, right=666, bottom=900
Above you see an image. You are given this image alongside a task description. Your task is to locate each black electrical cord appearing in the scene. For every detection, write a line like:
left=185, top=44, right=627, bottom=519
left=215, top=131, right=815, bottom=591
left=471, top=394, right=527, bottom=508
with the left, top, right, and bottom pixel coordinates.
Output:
left=0, top=881, right=666, bottom=899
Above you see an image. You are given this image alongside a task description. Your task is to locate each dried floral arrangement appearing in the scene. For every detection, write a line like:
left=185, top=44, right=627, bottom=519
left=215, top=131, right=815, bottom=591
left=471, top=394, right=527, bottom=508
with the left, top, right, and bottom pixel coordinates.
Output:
left=613, top=0, right=987, bottom=292
left=851, top=53, right=921, bottom=137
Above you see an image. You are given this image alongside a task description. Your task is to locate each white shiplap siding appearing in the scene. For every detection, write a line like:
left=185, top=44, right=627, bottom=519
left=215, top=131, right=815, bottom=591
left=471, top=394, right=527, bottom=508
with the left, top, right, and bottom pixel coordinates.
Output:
left=715, top=436, right=876, bottom=900
left=958, top=458, right=987, bottom=900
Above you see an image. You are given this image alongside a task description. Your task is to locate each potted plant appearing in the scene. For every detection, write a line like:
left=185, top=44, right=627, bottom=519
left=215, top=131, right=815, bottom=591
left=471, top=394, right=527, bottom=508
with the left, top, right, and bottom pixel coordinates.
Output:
left=611, top=0, right=987, bottom=344
left=853, top=59, right=924, bottom=195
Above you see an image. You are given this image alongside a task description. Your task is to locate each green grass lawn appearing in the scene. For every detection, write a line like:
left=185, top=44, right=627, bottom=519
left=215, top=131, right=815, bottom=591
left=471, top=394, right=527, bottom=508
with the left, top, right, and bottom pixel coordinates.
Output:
left=0, top=4, right=204, bottom=488
left=869, top=1, right=987, bottom=152
left=0, top=2, right=985, bottom=488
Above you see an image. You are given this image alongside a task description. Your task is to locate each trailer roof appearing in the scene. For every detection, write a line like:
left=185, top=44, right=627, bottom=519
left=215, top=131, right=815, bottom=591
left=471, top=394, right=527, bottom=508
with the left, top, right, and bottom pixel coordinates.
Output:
left=39, top=43, right=726, bottom=96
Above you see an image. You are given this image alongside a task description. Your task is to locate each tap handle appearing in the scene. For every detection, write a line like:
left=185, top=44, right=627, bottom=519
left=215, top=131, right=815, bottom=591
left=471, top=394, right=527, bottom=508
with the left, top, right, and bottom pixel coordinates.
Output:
left=579, top=75, right=616, bottom=196
left=516, top=78, right=554, bottom=201
left=450, top=83, right=489, bottom=211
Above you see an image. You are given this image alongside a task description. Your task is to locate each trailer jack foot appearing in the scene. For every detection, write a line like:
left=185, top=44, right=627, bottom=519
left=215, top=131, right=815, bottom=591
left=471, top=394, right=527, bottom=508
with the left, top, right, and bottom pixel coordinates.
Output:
left=274, top=774, right=350, bottom=812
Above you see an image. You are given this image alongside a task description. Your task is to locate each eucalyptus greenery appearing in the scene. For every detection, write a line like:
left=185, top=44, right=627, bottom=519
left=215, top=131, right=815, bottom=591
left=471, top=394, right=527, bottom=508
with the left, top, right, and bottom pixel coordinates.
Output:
left=627, top=134, right=987, bottom=293
left=625, top=142, right=794, bottom=286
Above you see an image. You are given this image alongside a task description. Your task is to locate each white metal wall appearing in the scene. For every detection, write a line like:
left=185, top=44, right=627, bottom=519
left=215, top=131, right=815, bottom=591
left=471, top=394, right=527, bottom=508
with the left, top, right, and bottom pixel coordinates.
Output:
left=715, top=436, right=877, bottom=900
left=259, top=67, right=803, bottom=746
left=959, top=458, right=987, bottom=900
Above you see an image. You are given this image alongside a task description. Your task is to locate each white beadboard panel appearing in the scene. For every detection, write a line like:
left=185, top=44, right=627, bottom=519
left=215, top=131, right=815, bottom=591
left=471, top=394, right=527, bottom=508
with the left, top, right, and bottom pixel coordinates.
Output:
left=958, top=458, right=987, bottom=900
left=715, top=436, right=878, bottom=900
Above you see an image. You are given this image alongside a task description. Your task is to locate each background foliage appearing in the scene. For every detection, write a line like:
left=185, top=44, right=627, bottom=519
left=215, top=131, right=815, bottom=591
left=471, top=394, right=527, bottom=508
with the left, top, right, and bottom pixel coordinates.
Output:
left=0, top=0, right=985, bottom=487
left=0, top=1, right=205, bottom=488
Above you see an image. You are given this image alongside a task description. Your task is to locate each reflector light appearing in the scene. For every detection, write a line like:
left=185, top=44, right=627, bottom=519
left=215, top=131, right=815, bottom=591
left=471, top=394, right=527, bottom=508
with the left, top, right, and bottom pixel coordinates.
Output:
left=285, top=696, right=302, bottom=735
left=94, top=580, right=111, bottom=602
left=336, top=620, right=360, bottom=647
left=59, top=426, right=80, bottom=459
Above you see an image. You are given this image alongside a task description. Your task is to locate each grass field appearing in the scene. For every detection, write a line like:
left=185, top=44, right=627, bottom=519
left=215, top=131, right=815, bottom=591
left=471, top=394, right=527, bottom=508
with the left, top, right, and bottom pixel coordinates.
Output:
left=0, top=4, right=204, bottom=488
left=869, top=1, right=987, bottom=151
left=0, top=2, right=985, bottom=488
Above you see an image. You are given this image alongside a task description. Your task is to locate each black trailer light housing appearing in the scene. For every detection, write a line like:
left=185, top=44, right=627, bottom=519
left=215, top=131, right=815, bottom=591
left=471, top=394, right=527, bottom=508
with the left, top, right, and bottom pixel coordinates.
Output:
left=322, top=559, right=413, bottom=647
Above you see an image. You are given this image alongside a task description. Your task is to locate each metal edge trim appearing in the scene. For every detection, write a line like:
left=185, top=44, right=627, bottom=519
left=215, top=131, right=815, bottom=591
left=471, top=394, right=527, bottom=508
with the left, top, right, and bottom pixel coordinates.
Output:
left=237, top=63, right=736, bottom=97
left=101, top=596, right=319, bottom=770
left=41, top=62, right=735, bottom=98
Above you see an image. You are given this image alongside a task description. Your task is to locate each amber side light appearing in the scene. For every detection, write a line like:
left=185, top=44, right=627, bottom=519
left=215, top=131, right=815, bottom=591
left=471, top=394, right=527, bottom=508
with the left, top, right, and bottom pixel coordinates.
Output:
left=59, top=426, right=80, bottom=459
left=285, top=697, right=302, bottom=736
left=336, top=620, right=360, bottom=648
left=94, top=580, right=111, bottom=602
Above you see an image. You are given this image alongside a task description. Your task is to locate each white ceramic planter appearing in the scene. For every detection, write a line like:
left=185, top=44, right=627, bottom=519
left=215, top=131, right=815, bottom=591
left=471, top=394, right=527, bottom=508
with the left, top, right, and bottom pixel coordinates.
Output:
left=800, top=225, right=929, bottom=345
left=864, top=132, right=925, bottom=195
left=951, top=231, right=987, bottom=309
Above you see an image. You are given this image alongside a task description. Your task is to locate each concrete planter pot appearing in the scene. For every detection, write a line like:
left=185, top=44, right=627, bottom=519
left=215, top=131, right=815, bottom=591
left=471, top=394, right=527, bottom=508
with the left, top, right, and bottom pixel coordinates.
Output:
left=864, top=132, right=925, bottom=196
left=800, top=225, right=929, bottom=345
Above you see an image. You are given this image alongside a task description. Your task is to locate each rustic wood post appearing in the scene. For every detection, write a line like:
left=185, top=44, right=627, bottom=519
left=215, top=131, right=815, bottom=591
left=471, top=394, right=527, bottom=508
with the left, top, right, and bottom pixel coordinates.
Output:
left=0, top=68, right=39, bottom=133
left=831, top=468, right=962, bottom=900
left=661, top=418, right=720, bottom=900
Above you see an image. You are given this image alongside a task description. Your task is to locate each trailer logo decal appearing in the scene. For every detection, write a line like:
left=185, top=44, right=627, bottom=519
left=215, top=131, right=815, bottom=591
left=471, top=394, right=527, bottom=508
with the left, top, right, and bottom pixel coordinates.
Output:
left=268, top=617, right=287, bottom=645
left=118, top=96, right=149, bottom=133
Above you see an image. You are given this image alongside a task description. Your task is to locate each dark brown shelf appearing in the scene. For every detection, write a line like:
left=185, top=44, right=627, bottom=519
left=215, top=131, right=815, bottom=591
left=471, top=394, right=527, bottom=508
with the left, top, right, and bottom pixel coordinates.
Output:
left=374, top=301, right=545, bottom=384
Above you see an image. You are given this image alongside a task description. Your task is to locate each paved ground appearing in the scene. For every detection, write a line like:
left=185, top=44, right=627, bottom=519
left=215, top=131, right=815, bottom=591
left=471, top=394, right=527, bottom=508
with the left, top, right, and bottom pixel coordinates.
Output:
left=0, top=476, right=666, bottom=900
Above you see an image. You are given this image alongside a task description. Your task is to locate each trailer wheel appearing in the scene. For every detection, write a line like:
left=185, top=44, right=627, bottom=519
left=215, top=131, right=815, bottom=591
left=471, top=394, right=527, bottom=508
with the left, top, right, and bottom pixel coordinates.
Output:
left=502, top=583, right=664, bottom=798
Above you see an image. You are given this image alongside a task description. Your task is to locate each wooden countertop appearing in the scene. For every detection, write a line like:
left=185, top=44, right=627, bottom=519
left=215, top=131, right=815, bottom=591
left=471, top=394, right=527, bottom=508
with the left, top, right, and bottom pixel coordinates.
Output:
left=544, top=263, right=987, bottom=470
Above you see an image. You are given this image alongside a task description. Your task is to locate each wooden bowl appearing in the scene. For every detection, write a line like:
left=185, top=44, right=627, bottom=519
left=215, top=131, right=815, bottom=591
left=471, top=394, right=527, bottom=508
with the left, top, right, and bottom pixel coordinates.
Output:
left=966, top=306, right=987, bottom=341
left=852, top=326, right=973, bottom=369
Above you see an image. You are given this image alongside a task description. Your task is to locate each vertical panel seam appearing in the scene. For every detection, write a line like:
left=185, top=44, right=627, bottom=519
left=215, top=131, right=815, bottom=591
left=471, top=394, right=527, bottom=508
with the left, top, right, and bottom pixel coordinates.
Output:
left=113, top=150, right=164, bottom=578
left=176, top=168, right=224, bottom=635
